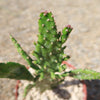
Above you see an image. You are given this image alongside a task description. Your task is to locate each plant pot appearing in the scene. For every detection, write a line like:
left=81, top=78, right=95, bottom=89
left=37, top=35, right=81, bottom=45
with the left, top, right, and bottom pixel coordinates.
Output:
left=15, top=62, right=87, bottom=100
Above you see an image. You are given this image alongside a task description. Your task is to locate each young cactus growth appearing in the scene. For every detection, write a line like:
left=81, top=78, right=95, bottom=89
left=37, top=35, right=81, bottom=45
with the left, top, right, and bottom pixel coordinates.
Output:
left=0, top=11, right=100, bottom=99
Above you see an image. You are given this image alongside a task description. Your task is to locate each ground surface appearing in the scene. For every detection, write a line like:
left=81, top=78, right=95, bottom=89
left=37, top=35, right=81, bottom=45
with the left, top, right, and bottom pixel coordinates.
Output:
left=0, top=0, right=100, bottom=100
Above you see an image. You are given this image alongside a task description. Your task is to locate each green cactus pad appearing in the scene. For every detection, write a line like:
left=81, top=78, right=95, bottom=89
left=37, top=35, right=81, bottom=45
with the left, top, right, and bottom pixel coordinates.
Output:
left=69, top=69, right=100, bottom=80
left=33, top=11, right=71, bottom=78
left=0, top=62, right=34, bottom=81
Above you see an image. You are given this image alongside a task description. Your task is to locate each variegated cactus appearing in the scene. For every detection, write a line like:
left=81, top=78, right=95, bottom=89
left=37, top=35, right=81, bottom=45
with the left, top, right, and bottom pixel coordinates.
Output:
left=0, top=11, right=100, bottom=99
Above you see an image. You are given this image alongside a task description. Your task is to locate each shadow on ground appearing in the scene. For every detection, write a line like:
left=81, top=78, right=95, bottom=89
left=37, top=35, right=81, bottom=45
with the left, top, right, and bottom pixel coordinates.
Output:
left=85, top=80, right=100, bottom=100
left=52, top=80, right=100, bottom=100
left=53, top=80, right=81, bottom=99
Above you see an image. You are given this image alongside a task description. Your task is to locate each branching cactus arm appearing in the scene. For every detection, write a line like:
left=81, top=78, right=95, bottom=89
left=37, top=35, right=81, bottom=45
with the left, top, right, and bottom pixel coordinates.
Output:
left=61, top=69, right=100, bottom=80
left=61, top=25, right=73, bottom=43
left=69, top=69, right=100, bottom=80
left=10, top=35, right=39, bottom=70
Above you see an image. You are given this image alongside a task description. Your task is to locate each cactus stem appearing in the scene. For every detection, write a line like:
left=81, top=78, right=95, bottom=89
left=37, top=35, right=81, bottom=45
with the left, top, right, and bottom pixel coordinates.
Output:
left=47, top=19, right=50, bottom=21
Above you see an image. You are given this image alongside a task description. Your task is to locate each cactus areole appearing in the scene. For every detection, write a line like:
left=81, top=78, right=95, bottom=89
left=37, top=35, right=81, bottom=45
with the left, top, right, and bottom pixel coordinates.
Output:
left=0, top=11, right=100, bottom=99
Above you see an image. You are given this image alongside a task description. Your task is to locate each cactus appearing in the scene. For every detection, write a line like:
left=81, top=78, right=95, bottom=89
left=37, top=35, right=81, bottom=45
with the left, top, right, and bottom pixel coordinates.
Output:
left=0, top=11, right=100, bottom=99
left=10, top=35, right=39, bottom=70
left=33, top=11, right=72, bottom=74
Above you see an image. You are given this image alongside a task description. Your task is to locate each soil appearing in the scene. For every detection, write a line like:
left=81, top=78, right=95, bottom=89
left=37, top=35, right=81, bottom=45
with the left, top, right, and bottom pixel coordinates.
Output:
left=18, top=67, right=84, bottom=100
left=0, top=0, right=100, bottom=100
left=18, top=77, right=84, bottom=100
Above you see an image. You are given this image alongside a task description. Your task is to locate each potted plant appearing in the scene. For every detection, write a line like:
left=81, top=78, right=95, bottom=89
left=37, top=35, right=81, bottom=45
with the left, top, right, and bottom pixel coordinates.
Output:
left=0, top=11, right=100, bottom=100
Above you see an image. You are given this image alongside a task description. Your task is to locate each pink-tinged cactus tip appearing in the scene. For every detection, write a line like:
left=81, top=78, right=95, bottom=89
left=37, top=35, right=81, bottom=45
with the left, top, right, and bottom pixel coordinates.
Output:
left=51, top=15, right=54, bottom=18
left=66, top=25, right=73, bottom=29
left=47, top=19, right=50, bottom=21
left=43, top=10, right=48, bottom=16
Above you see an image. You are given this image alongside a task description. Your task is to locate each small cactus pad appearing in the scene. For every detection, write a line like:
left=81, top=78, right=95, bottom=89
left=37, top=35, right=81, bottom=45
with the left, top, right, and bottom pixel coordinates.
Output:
left=61, top=25, right=73, bottom=43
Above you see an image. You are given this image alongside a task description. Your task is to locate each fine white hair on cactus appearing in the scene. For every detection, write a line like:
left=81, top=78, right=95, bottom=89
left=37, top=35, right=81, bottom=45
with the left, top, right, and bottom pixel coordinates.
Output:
left=32, top=61, right=34, bottom=63
left=40, top=58, right=43, bottom=60
left=46, top=30, right=49, bottom=32
left=43, top=37, right=46, bottom=40
left=42, top=24, right=45, bottom=27
left=57, top=39, right=59, bottom=41
left=55, top=60, right=57, bottom=63
left=58, top=48, right=61, bottom=51
left=49, top=52, right=52, bottom=55
left=27, top=57, right=29, bottom=59
left=47, top=19, right=50, bottom=21
left=66, top=29, right=68, bottom=32
left=52, top=26, right=54, bottom=29
left=41, top=46, right=44, bottom=48
left=51, top=42, right=53, bottom=45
